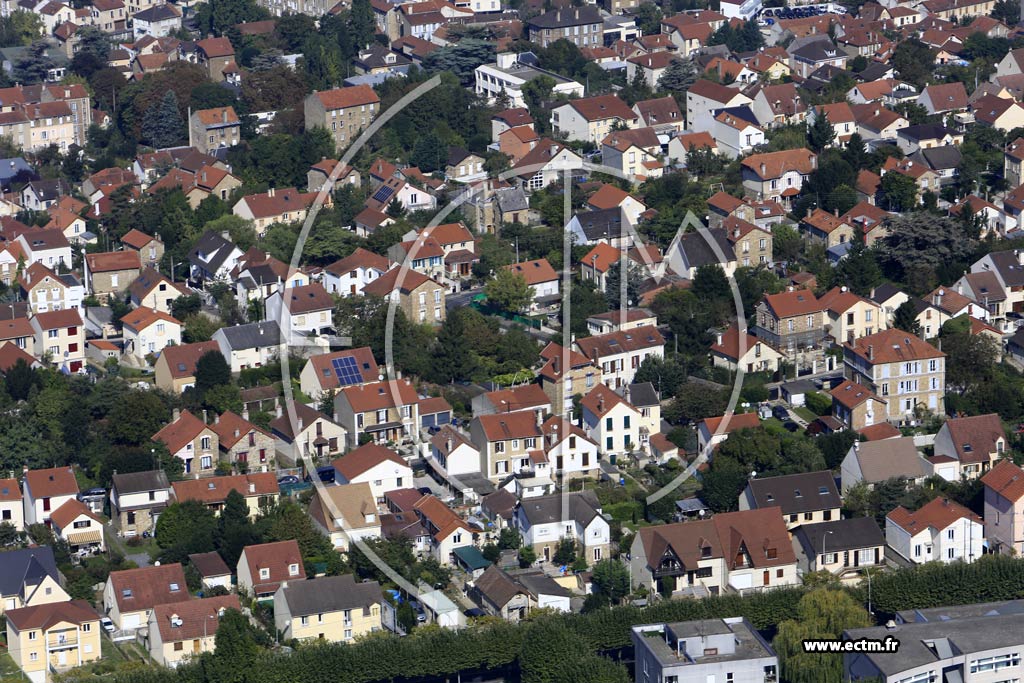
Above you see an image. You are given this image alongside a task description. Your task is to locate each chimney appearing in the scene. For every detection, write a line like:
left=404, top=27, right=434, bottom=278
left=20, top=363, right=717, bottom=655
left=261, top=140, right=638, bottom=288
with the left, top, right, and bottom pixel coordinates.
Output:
left=867, top=344, right=874, bottom=361
left=214, top=413, right=220, bottom=425
left=173, top=407, right=180, bottom=421
left=233, top=428, right=240, bottom=438
left=446, top=437, right=453, bottom=452
left=222, top=109, right=228, bottom=123
left=297, top=417, right=304, bottom=432
left=956, top=282, right=963, bottom=295
left=598, top=397, right=604, bottom=412
left=536, top=410, right=543, bottom=427
left=268, top=187, right=275, bottom=198
left=716, top=331, right=723, bottom=345
left=841, top=285, right=848, bottom=293
left=760, top=162, right=766, bottom=174
left=275, top=403, right=282, bottom=418
left=552, top=356, right=560, bottom=374
left=1017, top=249, right=1024, bottom=266
left=934, top=289, right=944, bottom=307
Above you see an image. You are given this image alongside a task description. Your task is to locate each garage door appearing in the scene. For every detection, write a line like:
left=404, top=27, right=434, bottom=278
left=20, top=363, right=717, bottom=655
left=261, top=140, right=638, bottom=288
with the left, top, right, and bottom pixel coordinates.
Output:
left=121, top=613, right=141, bottom=630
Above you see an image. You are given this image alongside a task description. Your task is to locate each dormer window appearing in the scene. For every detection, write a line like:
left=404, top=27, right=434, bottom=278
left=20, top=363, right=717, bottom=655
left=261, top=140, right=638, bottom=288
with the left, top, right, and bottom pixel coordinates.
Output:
left=122, top=588, right=133, bottom=598
left=259, top=568, right=270, bottom=580
left=288, top=563, right=299, bottom=576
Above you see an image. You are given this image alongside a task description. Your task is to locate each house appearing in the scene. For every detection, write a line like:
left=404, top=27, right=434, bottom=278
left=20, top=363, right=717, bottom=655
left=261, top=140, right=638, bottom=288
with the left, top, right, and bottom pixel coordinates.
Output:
left=808, top=102, right=857, bottom=146
left=103, top=563, right=189, bottom=630
left=633, top=96, right=685, bottom=134
left=843, top=328, right=946, bottom=421
left=931, top=413, right=1006, bottom=480
left=120, top=307, right=180, bottom=359
left=362, top=268, right=446, bottom=326
left=0, top=478, right=22, bottom=531
left=15, top=229, right=71, bottom=271
left=189, top=106, right=240, bottom=155
left=514, top=491, right=610, bottom=564
left=710, top=323, right=783, bottom=374
left=752, top=287, right=824, bottom=355
left=895, top=124, right=962, bottom=155
left=237, top=539, right=305, bottom=600
left=850, top=103, right=909, bottom=143
left=188, top=552, right=232, bottom=593
left=110, top=470, right=171, bottom=537
left=830, top=379, right=888, bottom=431
left=332, top=443, right=412, bottom=503
left=573, top=325, right=665, bottom=389
left=511, top=139, right=584, bottom=191
left=426, top=427, right=483, bottom=495
left=308, top=483, right=380, bottom=551
left=132, top=3, right=182, bottom=38
left=22, top=466, right=78, bottom=527
left=550, top=94, right=637, bottom=145
left=298, top=348, right=379, bottom=401
left=741, top=148, right=817, bottom=206
left=274, top=574, right=381, bottom=643
left=917, top=82, right=969, bottom=115
left=324, top=248, right=390, bottom=297
left=0, top=547, right=68, bottom=613
left=5, top=600, right=101, bottom=680
left=386, top=236, right=445, bottom=280
left=801, top=209, right=856, bottom=249
left=1005, top=137, right=1024, bottom=187
left=152, top=409, right=219, bottom=476
left=600, top=127, right=662, bottom=179
left=303, top=86, right=380, bottom=152
left=788, top=37, right=847, bottom=78
left=307, top=159, right=360, bottom=194
left=333, top=379, right=420, bottom=448
left=189, top=230, right=243, bottom=283
left=840, top=437, right=928, bottom=491
left=154, top=340, right=219, bottom=394
left=503, top=259, right=558, bottom=311
left=541, top=415, right=600, bottom=479
left=886, top=497, right=983, bottom=564
left=210, top=410, right=274, bottom=472
left=696, top=412, right=761, bottom=453
left=686, top=79, right=752, bottom=132
left=49, top=499, right=104, bottom=553
left=470, top=410, right=543, bottom=482
left=265, top=282, right=334, bottom=339
left=738, top=470, right=841, bottom=530
left=666, top=227, right=737, bottom=279
left=232, top=188, right=321, bottom=237
left=982, top=459, right=1024, bottom=555
left=195, top=37, right=236, bottom=82
left=128, top=268, right=188, bottom=314
left=749, top=83, right=807, bottom=129
left=22, top=180, right=70, bottom=212
left=445, top=147, right=486, bottom=184
left=819, top=285, right=883, bottom=344
left=626, top=51, right=677, bottom=89
left=412, top=494, right=478, bottom=564
left=212, top=320, right=283, bottom=373
left=474, top=54, right=584, bottom=110
left=84, top=251, right=141, bottom=297
left=525, top=6, right=603, bottom=48
left=270, top=401, right=345, bottom=464
left=148, top=594, right=241, bottom=668
left=631, top=618, right=778, bottom=683
left=580, top=384, right=641, bottom=458
left=972, top=94, right=1024, bottom=132
left=712, top=110, right=765, bottom=160
left=171, top=473, right=279, bottom=517
left=471, top=565, right=532, bottom=621
left=792, top=517, right=885, bottom=583
left=18, top=263, right=83, bottom=314
left=660, top=16, right=716, bottom=56
left=537, top=342, right=601, bottom=416
left=472, top=383, right=550, bottom=418
left=629, top=508, right=798, bottom=595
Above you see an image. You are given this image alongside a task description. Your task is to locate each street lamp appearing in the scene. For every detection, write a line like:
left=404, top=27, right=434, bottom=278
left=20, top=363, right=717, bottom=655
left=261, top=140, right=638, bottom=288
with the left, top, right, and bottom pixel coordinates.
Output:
left=822, top=530, right=834, bottom=573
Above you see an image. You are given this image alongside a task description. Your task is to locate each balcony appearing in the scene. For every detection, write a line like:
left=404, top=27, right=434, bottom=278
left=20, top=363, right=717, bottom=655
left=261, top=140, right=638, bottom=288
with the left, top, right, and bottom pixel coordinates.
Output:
left=48, top=634, right=78, bottom=649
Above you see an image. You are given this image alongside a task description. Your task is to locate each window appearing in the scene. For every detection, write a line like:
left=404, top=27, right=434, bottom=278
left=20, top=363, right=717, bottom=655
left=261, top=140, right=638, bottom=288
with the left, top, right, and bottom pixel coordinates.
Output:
left=82, top=623, right=91, bottom=632
left=201, top=436, right=210, bottom=450
left=947, top=548, right=956, bottom=559
left=511, top=440, right=519, bottom=451
left=970, top=653, right=1021, bottom=673
left=201, top=455, right=212, bottom=469
left=605, top=417, right=612, bottom=430
left=300, top=616, right=309, bottom=626
left=914, top=544, right=922, bottom=557
left=174, top=642, right=183, bottom=652
left=288, top=563, right=299, bottom=576
left=623, top=416, right=630, bottom=429
left=606, top=436, right=613, bottom=450
left=48, top=329, right=58, bottom=338
left=947, top=529, right=954, bottom=540
left=259, top=568, right=270, bottom=580
left=29, top=652, right=38, bottom=661
left=28, top=631, right=36, bottom=641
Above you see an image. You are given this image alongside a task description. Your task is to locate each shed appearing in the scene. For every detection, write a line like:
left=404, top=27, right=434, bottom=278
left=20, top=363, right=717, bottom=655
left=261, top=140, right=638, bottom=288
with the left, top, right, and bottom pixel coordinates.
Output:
left=453, top=546, right=492, bottom=579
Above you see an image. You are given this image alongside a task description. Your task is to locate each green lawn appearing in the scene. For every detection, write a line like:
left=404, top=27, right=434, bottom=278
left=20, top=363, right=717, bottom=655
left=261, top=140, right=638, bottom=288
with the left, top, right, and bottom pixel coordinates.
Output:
left=0, top=650, right=24, bottom=683
left=795, top=407, right=818, bottom=423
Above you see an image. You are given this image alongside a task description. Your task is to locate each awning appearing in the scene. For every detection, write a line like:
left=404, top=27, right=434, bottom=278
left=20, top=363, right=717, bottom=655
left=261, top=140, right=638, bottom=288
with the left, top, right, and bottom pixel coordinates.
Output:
left=66, top=531, right=102, bottom=545
left=365, top=421, right=403, bottom=433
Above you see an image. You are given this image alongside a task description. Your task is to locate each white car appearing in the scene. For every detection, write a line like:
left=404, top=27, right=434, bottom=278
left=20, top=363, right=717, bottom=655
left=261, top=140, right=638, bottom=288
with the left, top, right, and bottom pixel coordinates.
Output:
left=100, top=617, right=114, bottom=633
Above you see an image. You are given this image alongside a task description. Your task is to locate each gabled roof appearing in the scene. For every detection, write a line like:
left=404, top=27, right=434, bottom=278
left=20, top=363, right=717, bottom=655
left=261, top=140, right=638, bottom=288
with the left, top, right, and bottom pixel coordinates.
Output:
left=505, top=258, right=558, bottom=286
left=24, top=466, right=77, bottom=499
left=361, top=267, right=434, bottom=297
left=332, top=443, right=408, bottom=480
left=153, top=410, right=212, bottom=454
left=158, top=341, right=219, bottom=380
left=982, top=458, right=1024, bottom=502
left=280, top=574, right=380, bottom=617
left=413, top=494, right=473, bottom=541
left=0, top=547, right=59, bottom=597
left=710, top=323, right=762, bottom=361
left=171, top=473, right=278, bottom=504
left=49, top=497, right=101, bottom=530
left=476, top=410, right=542, bottom=441
left=86, top=250, right=140, bottom=273
left=941, top=414, right=1005, bottom=464
left=634, top=96, right=683, bottom=127
left=338, top=379, right=418, bottom=412
left=849, top=437, right=926, bottom=483
left=216, top=320, right=281, bottom=350
left=196, top=37, right=234, bottom=58
left=210, top=410, right=269, bottom=449
left=474, top=565, right=527, bottom=608
left=920, top=82, right=968, bottom=111
left=845, top=328, right=944, bottom=364
left=830, top=379, right=882, bottom=410
left=120, top=306, right=179, bottom=332
left=306, top=347, right=379, bottom=391
left=240, top=539, right=304, bottom=594
left=281, top=282, right=333, bottom=314
left=108, top=563, right=188, bottom=612
left=312, top=84, right=380, bottom=110
left=741, top=148, right=816, bottom=179
left=575, top=325, right=665, bottom=360
left=112, top=470, right=169, bottom=495
left=760, top=288, right=821, bottom=319
left=152, top=594, right=240, bottom=643
left=688, top=78, right=746, bottom=104
left=888, top=497, right=980, bottom=534
left=699, top=412, right=761, bottom=435
left=746, top=470, right=839, bottom=515
left=560, top=94, right=637, bottom=123
left=237, top=188, right=317, bottom=220
left=6, top=599, right=97, bottom=631
left=581, top=383, right=634, bottom=418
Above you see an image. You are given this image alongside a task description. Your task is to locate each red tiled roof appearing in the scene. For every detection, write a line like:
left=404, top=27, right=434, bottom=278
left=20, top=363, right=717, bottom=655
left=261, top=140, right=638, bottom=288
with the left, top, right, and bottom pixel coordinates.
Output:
left=314, top=84, right=380, bottom=110
left=982, top=459, right=1024, bottom=502
left=171, top=473, right=278, bottom=504
left=86, top=251, right=140, bottom=273
left=332, top=443, right=407, bottom=480
left=24, top=466, right=77, bottom=499
left=108, top=563, right=188, bottom=612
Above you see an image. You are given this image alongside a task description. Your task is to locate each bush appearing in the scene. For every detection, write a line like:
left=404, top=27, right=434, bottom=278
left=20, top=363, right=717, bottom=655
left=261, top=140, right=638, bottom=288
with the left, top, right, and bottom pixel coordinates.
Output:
left=804, top=391, right=832, bottom=416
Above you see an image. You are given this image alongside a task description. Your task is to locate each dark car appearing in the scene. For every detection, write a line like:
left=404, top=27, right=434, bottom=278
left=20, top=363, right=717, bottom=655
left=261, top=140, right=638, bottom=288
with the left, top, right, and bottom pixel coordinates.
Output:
left=783, top=421, right=801, bottom=432
left=417, top=486, right=433, bottom=496
left=304, top=467, right=336, bottom=484
left=772, top=405, right=790, bottom=421
left=278, top=475, right=300, bottom=486
left=465, top=608, right=487, bottom=618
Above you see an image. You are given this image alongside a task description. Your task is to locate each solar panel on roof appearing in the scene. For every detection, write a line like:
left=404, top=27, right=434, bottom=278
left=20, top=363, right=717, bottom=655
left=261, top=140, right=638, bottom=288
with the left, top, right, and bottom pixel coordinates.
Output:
left=331, top=356, right=363, bottom=386
left=371, top=185, right=394, bottom=203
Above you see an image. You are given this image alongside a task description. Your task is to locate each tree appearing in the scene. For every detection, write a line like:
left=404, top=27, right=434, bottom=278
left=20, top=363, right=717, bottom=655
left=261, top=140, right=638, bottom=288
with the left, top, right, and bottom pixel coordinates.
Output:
left=518, top=544, right=536, bottom=568
left=155, top=500, right=217, bottom=561
left=171, top=293, right=202, bottom=320
left=5, top=358, right=38, bottom=401
left=107, top=389, right=168, bottom=445
left=993, top=0, right=1020, bottom=24
left=142, top=89, right=184, bottom=149
left=773, top=589, right=871, bottom=683
left=0, top=11, right=42, bottom=48
left=207, top=609, right=265, bottom=683
left=942, top=330, right=999, bottom=394
left=591, top=559, right=630, bottom=604
left=12, top=40, right=53, bottom=84
left=214, top=489, right=254, bottom=568
left=422, top=38, right=496, bottom=86
left=409, top=131, right=447, bottom=173
left=875, top=213, right=977, bottom=292
left=498, top=527, right=522, bottom=549
left=892, top=38, right=936, bottom=90
left=70, top=26, right=108, bottom=77
left=893, top=299, right=922, bottom=335
left=485, top=268, right=532, bottom=314
left=604, top=261, right=642, bottom=310
left=833, top=243, right=882, bottom=296
left=657, top=56, right=698, bottom=93
left=195, top=350, right=232, bottom=402
left=807, top=112, right=835, bottom=153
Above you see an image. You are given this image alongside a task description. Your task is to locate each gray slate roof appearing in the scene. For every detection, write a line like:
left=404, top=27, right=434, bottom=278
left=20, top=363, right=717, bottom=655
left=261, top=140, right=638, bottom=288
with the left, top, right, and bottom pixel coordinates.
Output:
left=794, top=516, right=884, bottom=553
left=281, top=574, right=381, bottom=617
left=517, top=490, right=601, bottom=526
left=747, top=470, right=840, bottom=515
left=216, top=320, right=282, bottom=350
left=0, top=547, right=59, bottom=597
left=112, top=470, right=170, bottom=494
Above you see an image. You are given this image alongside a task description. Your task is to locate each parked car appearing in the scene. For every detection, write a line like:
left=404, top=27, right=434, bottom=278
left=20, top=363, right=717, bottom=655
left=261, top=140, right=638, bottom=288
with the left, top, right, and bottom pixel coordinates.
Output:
left=417, top=486, right=433, bottom=496
left=100, top=617, right=114, bottom=633
left=465, top=608, right=487, bottom=618
left=278, top=475, right=300, bottom=486
left=409, top=600, right=428, bottom=622
left=304, top=467, right=336, bottom=484
left=783, top=421, right=801, bottom=432
left=772, top=405, right=790, bottom=421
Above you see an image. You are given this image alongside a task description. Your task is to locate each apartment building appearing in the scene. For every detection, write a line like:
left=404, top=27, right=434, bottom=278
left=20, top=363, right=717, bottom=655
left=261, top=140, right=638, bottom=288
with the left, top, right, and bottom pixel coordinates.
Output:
left=5, top=600, right=100, bottom=680
left=632, top=618, right=778, bottom=683
left=189, top=106, right=240, bottom=155
left=362, top=268, right=446, bottom=325
left=30, top=308, right=84, bottom=373
left=843, top=328, right=946, bottom=421
left=573, top=325, right=665, bottom=389
left=752, top=288, right=825, bottom=355
left=304, top=85, right=380, bottom=152
left=525, top=6, right=603, bottom=48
